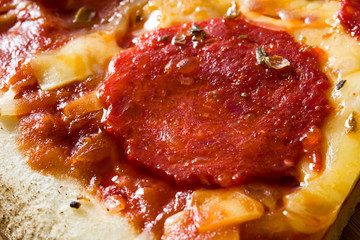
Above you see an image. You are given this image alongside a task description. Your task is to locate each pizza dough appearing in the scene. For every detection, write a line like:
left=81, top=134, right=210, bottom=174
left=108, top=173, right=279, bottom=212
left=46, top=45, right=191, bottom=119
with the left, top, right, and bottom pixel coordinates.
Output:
left=0, top=118, right=144, bottom=240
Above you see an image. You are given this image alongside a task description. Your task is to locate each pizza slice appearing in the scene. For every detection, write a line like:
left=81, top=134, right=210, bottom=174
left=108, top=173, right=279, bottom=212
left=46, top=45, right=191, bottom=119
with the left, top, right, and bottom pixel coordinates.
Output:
left=1, top=0, right=360, bottom=239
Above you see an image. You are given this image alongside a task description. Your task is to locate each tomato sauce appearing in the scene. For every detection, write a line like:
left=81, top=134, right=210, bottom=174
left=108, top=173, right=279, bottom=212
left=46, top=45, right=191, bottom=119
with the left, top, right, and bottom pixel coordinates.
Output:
left=5, top=1, right=330, bottom=238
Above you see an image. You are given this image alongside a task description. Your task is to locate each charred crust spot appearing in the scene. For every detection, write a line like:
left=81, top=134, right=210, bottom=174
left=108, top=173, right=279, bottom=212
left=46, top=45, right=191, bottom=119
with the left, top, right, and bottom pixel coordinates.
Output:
left=69, top=201, right=81, bottom=209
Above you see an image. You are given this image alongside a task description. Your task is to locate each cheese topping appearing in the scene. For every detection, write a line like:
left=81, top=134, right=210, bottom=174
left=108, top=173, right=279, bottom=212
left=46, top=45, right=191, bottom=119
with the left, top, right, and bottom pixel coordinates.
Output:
left=191, top=188, right=264, bottom=232
left=31, top=32, right=121, bottom=90
left=0, top=89, right=17, bottom=116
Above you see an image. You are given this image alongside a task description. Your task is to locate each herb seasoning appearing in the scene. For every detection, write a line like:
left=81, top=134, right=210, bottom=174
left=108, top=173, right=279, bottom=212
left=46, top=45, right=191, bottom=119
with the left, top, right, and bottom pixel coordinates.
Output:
left=135, top=14, right=143, bottom=22
left=256, top=47, right=290, bottom=69
left=256, top=47, right=267, bottom=65
left=335, top=80, right=347, bottom=90
left=158, top=35, right=171, bottom=42
left=172, top=34, right=186, bottom=45
left=189, top=25, right=207, bottom=41
left=238, top=35, right=248, bottom=40
left=74, top=8, right=96, bottom=23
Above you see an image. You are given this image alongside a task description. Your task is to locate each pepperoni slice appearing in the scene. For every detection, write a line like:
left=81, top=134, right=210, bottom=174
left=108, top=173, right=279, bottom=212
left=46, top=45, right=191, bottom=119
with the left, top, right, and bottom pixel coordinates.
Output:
left=339, top=0, right=360, bottom=40
left=99, top=18, right=330, bottom=187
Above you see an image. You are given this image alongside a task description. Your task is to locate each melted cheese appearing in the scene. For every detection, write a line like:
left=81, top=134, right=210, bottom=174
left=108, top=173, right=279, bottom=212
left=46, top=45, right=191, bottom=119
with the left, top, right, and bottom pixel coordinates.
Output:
left=239, top=0, right=339, bottom=27
left=163, top=210, right=240, bottom=240
left=190, top=188, right=264, bottom=232
left=0, top=89, right=17, bottom=116
left=142, top=0, right=339, bottom=30
left=32, top=32, right=121, bottom=90
left=143, top=0, right=233, bottom=30
left=63, top=91, right=102, bottom=119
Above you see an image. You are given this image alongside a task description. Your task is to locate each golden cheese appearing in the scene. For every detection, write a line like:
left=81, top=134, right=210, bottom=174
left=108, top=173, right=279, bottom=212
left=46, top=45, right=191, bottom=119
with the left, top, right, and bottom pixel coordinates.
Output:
left=163, top=210, right=240, bottom=240
left=190, top=188, right=264, bottom=232
left=0, top=89, right=17, bottom=116
left=31, top=32, right=121, bottom=90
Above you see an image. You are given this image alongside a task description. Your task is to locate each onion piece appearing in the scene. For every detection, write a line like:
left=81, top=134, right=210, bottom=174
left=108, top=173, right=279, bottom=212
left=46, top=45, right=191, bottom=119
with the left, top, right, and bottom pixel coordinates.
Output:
left=190, top=188, right=264, bottom=233
left=63, top=91, right=102, bottom=119
left=32, top=32, right=121, bottom=90
left=0, top=90, right=17, bottom=116
left=104, top=195, right=126, bottom=213
left=163, top=210, right=240, bottom=240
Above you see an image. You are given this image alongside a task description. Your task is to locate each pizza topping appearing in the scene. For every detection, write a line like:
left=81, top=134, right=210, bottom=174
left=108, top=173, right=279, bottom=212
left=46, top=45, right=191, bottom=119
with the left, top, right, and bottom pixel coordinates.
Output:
left=31, top=32, right=121, bottom=90
left=104, top=195, right=126, bottom=213
left=190, top=188, right=264, bottom=232
left=77, top=194, right=90, bottom=201
left=99, top=17, right=330, bottom=187
left=163, top=187, right=267, bottom=239
left=237, top=35, right=248, bottom=40
left=335, top=79, right=347, bottom=90
left=345, top=112, right=357, bottom=134
left=338, top=0, right=360, bottom=40
left=0, top=89, right=17, bottom=116
left=189, top=25, right=207, bottom=41
left=224, top=1, right=240, bottom=20
left=171, top=34, right=187, bottom=45
left=256, top=47, right=291, bottom=69
left=163, top=210, right=240, bottom=240
left=241, top=92, right=249, bottom=98
left=74, top=7, right=97, bottom=23
left=263, top=55, right=291, bottom=69
left=63, top=91, right=102, bottom=119
left=255, top=47, right=267, bottom=65
left=158, top=34, right=171, bottom=41
left=135, top=12, right=144, bottom=23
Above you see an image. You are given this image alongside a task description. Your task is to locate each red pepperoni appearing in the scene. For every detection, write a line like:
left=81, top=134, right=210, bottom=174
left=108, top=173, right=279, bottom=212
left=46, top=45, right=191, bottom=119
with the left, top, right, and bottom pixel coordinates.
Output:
left=339, top=0, right=360, bottom=40
left=99, top=18, right=330, bottom=187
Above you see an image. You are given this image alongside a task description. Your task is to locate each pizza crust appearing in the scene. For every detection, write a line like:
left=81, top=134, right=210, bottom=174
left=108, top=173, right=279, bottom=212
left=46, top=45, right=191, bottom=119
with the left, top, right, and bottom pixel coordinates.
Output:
left=0, top=117, right=144, bottom=240
left=324, top=178, right=360, bottom=240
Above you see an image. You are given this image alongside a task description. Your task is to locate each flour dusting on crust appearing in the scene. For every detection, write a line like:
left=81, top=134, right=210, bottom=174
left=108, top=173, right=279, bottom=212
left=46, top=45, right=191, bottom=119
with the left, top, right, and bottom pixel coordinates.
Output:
left=0, top=118, right=140, bottom=240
